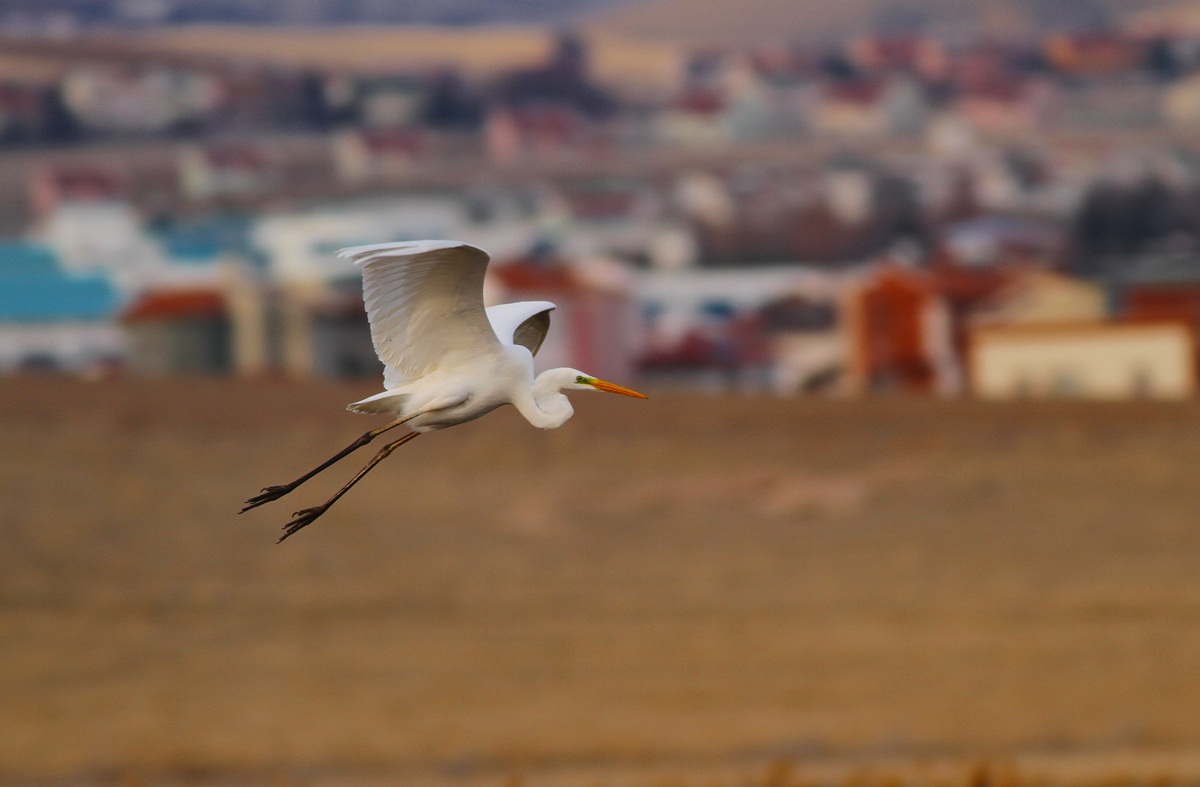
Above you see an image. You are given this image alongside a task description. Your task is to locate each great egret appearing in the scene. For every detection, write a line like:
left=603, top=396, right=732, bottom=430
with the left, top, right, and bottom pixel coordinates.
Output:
left=240, top=240, right=646, bottom=541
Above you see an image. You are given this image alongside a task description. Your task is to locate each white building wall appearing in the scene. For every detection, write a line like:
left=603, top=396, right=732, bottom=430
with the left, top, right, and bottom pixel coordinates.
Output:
left=971, top=323, right=1196, bottom=400
left=0, top=322, right=126, bottom=372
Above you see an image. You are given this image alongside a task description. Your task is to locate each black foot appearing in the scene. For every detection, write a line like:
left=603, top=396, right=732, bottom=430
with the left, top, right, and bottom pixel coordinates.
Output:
left=240, top=485, right=294, bottom=514
left=278, top=505, right=329, bottom=543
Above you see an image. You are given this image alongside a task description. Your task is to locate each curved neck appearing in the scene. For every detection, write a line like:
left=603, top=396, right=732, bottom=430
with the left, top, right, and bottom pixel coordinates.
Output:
left=514, top=369, right=575, bottom=429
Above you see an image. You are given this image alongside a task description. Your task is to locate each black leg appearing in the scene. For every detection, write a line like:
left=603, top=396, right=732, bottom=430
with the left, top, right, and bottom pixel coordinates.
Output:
left=278, top=431, right=421, bottom=543
left=240, top=417, right=411, bottom=513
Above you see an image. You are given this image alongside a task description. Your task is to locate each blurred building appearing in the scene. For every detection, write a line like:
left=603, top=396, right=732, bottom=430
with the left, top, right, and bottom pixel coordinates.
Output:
left=969, top=321, right=1196, bottom=399
left=759, top=294, right=847, bottom=394
left=0, top=242, right=123, bottom=373
left=485, top=105, right=595, bottom=166
left=970, top=270, right=1107, bottom=326
left=3, top=17, right=1200, bottom=401
left=844, top=265, right=959, bottom=395
left=179, top=142, right=275, bottom=202
left=332, top=129, right=427, bottom=184
left=121, top=288, right=231, bottom=375
left=808, top=77, right=929, bottom=138
left=60, top=65, right=222, bottom=135
left=637, top=264, right=848, bottom=391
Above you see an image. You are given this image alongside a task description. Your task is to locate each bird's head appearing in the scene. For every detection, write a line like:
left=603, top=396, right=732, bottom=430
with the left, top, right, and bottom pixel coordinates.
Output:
left=564, top=370, right=647, bottom=399
left=527, top=368, right=646, bottom=429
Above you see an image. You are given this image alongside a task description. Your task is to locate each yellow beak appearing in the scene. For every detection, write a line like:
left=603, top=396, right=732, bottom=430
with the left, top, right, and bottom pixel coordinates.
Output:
left=589, top=378, right=648, bottom=399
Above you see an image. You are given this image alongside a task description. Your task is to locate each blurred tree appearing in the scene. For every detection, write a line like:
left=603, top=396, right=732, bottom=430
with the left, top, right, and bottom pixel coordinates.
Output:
left=1147, top=35, right=1182, bottom=81
left=491, top=32, right=616, bottom=120
left=299, top=71, right=333, bottom=131
left=41, top=84, right=80, bottom=144
left=1072, top=177, right=1179, bottom=274
left=422, top=71, right=484, bottom=130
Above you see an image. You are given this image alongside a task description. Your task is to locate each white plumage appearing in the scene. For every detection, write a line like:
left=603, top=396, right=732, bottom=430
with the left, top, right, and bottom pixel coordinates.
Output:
left=484, top=299, right=557, bottom=354
left=242, top=240, right=646, bottom=541
left=346, top=241, right=494, bottom=387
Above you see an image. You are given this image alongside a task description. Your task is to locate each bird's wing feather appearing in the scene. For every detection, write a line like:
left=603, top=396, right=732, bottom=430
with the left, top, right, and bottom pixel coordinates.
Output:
left=485, top=301, right=556, bottom=356
left=339, top=241, right=498, bottom=383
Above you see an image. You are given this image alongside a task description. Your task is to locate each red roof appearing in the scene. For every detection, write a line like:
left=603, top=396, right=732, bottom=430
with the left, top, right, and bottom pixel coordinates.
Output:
left=40, top=167, right=123, bottom=199
left=204, top=145, right=267, bottom=170
left=561, top=189, right=638, bottom=220
left=851, top=35, right=931, bottom=71
left=359, top=129, right=425, bottom=155
left=492, top=259, right=580, bottom=293
left=677, top=88, right=725, bottom=115
left=506, top=106, right=584, bottom=137
left=823, top=80, right=884, bottom=105
left=751, top=48, right=817, bottom=79
left=122, top=290, right=226, bottom=321
left=960, top=77, right=1029, bottom=103
left=1046, top=32, right=1149, bottom=74
left=0, top=85, right=41, bottom=113
left=868, top=263, right=1013, bottom=303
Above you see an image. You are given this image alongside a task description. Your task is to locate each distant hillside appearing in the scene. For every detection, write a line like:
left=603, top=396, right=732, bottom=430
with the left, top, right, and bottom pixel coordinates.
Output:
left=587, top=0, right=1200, bottom=46
left=7, top=0, right=1196, bottom=36
left=133, top=26, right=683, bottom=90
left=0, top=0, right=633, bottom=27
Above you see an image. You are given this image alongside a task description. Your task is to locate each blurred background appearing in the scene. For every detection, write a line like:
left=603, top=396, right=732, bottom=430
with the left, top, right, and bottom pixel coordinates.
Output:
left=4, top=1, right=1200, bottom=785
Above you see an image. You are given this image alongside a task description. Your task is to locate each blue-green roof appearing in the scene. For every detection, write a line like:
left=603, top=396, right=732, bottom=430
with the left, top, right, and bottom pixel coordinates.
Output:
left=0, top=242, right=120, bottom=322
left=151, top=214, right=257, bottom=265
left=0, top=243, right=59, bottom=276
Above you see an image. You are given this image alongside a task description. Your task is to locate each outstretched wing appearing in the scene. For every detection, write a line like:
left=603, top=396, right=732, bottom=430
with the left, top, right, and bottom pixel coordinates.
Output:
left=339, top=241, right=498, bottom=387
left=485, top=301, right=556, bottom=356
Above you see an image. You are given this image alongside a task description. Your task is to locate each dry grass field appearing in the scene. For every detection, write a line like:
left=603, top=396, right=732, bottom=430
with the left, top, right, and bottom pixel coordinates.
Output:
left=3, top=377, right=1200, bottom=786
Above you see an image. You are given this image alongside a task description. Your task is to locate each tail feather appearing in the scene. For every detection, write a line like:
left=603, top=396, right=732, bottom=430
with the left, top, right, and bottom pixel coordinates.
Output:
left=347, top=390, right=410, bottom=415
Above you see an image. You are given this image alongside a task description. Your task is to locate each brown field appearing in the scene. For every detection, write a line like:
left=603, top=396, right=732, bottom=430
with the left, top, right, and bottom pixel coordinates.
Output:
left=3, top=377, right=1200, bottom=786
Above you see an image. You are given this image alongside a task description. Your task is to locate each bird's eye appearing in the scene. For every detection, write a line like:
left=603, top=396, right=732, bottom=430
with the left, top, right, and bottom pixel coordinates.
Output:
left=575, top=375, right=588, bottom=384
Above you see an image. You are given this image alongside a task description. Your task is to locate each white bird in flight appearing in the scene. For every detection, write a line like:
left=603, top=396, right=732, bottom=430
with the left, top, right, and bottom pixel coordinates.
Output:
left=241, top=240, right=646, bottom=541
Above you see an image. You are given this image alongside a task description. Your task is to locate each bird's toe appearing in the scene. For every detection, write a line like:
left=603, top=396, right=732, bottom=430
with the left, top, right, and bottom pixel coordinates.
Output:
left=277, top=506, right=328, bottom=542
left=239, top=485, right=295, bottom=513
